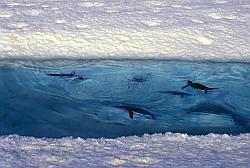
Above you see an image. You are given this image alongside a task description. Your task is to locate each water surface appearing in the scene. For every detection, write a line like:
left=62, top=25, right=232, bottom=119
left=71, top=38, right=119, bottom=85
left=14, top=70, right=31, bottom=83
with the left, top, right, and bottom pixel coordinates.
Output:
left=0, top=60, right=250, bottom=138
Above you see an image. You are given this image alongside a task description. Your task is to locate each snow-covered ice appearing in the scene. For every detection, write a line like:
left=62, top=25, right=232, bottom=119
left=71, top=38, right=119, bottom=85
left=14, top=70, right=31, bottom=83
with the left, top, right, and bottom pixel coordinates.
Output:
left=0, top=0, right=249, bottom=61
left=1, top=0, right=250, bottom=167
left=0, top=133, right=250, bottom=167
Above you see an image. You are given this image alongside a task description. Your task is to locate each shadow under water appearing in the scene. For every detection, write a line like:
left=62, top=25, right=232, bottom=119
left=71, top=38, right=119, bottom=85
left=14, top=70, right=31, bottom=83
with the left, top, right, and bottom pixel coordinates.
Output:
left=0, top=60, right=250, bottom=138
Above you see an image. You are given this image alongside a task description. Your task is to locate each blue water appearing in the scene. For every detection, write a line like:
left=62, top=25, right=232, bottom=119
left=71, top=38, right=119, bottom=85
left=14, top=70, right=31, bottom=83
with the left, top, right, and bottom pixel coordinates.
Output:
left=0, top=60, right=250, bottom=138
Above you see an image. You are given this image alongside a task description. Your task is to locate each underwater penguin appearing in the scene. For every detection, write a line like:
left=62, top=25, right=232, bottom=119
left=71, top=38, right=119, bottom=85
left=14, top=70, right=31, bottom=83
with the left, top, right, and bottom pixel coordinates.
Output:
left=47, top=71, right=88, bottom=80
left=182, top=80, right=218, bottom=93
left=160, top=91, right=192, bottom=98
left=129, top=73, right=152, bottom=83
left=47, top=71, right=76, bottom=77
left=114, top=105, right=159, bottom=119
left=189, top=101, right=249, bottom=131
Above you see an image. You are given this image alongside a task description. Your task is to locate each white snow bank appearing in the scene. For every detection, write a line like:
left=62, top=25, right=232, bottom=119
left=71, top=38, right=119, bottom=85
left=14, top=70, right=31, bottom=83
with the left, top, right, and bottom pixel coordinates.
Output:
left=0, top=133, right=249, bottom=167
left=0, top=0, right=249, bottom=61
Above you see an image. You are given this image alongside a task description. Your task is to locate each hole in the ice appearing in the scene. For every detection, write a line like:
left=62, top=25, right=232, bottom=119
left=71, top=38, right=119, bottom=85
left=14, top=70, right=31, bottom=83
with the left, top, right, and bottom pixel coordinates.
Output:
left=0, top=60, right=249, bottom=138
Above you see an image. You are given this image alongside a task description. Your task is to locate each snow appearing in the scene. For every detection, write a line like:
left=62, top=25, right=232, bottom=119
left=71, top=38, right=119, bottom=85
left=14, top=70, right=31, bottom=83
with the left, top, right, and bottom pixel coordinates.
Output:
left=0, top=133, right=250, bottom=167
left=0, top=0, right=249, bottom=61
left=0, top=0, right=250, bottom=167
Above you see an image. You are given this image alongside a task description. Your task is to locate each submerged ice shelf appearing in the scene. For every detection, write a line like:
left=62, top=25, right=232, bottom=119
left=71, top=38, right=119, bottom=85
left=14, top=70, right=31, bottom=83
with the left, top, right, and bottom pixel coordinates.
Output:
left=0, top=60, right=250, bottom=138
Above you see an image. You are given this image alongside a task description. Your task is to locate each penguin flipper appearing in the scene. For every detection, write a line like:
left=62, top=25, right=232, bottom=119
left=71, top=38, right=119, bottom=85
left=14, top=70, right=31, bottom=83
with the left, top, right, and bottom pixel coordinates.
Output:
left=70, top=71, right=76, bottom=76
left=182, top=84, right=189, bottom=90
left=129, top=111, right=134, bottom=119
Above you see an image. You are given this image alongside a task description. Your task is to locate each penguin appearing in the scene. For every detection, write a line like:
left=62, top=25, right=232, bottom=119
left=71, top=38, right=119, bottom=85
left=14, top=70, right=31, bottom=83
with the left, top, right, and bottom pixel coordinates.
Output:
left=160, top=91, right=192, bottom=98
left=114, top=105, right=159, bottom=119
left=182, top=80, right=218, bottom=93
left=47, top=71, right=87, bottom=80
left=47, top=71, right=76, bottom=77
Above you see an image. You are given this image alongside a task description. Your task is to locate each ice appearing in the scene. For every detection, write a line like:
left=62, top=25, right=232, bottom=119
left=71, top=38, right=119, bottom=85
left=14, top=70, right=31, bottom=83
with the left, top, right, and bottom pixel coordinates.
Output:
left=0, top=133, right=250, bottom=167
left=0, top=0, right=249, bottom=61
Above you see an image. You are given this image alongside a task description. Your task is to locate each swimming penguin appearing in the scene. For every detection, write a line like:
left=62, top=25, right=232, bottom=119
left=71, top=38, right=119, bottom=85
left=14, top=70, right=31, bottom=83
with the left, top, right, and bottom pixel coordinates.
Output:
left=47, top=71, right=76, bottom=77
left=160, top=91, right=192, bottom=98
left=129, top=73, right=152, bottom=83
left=189, top=101, right=249, bottom=131
left=182, top=80, right=218, bottom=93
left=114, top=105, right=159, bottom=119
left=47, top=71, right=88, bottom=80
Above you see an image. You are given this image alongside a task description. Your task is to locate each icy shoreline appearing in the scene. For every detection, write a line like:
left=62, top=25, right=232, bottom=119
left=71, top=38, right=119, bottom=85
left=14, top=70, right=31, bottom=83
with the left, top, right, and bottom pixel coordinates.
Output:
left=1, top=133, right=250, bottom=167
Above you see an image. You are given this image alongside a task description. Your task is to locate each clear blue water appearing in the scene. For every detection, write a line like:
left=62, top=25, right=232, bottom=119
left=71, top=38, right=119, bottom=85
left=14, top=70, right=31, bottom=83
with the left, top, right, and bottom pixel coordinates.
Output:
left=0, top=60, right=250, bottom=138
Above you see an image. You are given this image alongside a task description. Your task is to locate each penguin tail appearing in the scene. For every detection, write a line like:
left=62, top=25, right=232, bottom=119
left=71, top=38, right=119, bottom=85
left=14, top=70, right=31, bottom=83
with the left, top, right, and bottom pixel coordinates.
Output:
left=209, top=87, right=219, bottom=90
left=151, top=114, right=160, bottom=119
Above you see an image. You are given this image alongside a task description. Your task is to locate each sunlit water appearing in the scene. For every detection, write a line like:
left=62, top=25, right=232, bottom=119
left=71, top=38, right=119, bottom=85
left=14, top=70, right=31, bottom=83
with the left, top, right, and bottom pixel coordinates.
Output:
left=0, top=60, right=250, bottom=138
